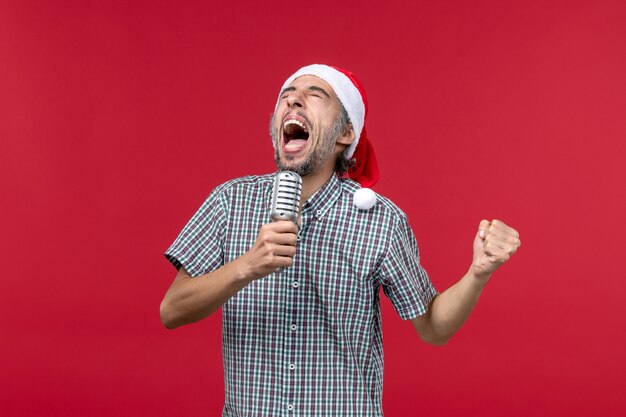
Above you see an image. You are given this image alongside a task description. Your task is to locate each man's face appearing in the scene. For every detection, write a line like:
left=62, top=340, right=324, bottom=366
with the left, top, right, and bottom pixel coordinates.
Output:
left=271, top=75, right=344, bottom=176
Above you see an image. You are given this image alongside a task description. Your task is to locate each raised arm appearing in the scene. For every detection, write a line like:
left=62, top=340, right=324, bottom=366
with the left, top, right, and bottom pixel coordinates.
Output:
left=411, top=219, right=521, bottom=345
left=160, top=220, right=298, bottom=329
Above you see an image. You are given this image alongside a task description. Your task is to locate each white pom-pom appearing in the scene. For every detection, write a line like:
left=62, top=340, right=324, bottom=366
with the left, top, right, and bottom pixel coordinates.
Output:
left=353, top=188, right=377, bottom=210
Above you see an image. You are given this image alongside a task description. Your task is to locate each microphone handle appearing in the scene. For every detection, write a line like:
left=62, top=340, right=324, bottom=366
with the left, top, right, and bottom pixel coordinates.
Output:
left=270, top=171, right=302, bottom=273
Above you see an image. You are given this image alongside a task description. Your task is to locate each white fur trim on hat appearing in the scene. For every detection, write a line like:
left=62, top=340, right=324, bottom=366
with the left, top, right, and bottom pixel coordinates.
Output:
left=276, top=64, right=365, bottom=158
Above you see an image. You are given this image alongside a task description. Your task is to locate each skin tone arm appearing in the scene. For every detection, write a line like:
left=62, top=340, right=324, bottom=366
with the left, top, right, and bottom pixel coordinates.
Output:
left=411, top=219, right=521, bottom=346
left=160, top=220, right=298, bottom=329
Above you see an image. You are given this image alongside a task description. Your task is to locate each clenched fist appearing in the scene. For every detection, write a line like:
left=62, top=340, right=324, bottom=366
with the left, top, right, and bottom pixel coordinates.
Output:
left=238, top=220, right=299, bottom=280
left=472, top=219, right=521, bottom=280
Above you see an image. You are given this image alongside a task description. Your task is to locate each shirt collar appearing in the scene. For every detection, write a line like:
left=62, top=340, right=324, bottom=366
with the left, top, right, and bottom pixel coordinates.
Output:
left=301, top=174, right=342, bottom=220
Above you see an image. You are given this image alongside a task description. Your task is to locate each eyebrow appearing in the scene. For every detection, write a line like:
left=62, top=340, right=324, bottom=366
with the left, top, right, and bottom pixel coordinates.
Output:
left=280, top=85, right=332, bottom=99
left=308, top=86, right=331, bottom=98
left=280, top=86, right=296, bottom=96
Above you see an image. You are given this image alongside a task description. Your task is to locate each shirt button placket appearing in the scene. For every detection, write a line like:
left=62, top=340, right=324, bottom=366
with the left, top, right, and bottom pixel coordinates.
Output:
left=288, top=279, right=299, bottom=414
left=284, top=233, right=302, bottom=416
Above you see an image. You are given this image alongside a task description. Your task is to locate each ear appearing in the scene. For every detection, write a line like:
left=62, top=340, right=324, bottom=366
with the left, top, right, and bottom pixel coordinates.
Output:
left=336, top=123, right=355, bottom=146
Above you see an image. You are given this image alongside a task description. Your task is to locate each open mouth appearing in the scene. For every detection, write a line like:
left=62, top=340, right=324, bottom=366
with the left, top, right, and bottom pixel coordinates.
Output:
left=283, top=118, right=310, bottom=151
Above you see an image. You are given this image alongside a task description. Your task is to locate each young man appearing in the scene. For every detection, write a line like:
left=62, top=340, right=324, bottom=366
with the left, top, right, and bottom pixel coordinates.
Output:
left=161, top=64, right=521, bottom=416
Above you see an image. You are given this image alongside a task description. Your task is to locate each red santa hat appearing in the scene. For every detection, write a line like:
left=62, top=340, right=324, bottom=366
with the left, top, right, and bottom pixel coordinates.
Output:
left=277, top=64, right=380, bottom=187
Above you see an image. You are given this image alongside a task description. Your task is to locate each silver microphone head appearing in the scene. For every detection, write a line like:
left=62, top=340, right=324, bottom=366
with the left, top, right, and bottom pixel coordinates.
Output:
left=270, top=171, right=302, bottom=222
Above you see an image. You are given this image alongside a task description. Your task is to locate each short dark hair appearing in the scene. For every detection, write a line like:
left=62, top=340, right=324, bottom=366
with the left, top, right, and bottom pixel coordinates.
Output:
left=333, top=104, right=355, bottom=175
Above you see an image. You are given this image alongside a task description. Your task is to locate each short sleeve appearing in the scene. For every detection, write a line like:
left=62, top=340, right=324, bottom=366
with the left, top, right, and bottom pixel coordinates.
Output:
left=380, top=216, right=438, bottom=320
left=164, top=187, right=227, bottom=277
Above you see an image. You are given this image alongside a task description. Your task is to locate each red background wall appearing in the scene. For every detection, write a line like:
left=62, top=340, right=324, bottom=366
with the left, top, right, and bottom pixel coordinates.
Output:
left=2, top=0, right=625, bottom=416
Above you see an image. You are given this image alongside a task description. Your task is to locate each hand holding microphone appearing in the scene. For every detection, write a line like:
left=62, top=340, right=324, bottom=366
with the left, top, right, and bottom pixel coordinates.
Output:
left=270, top=171, right=302, bottom=273
left=239, top=172, right=302, bottom=280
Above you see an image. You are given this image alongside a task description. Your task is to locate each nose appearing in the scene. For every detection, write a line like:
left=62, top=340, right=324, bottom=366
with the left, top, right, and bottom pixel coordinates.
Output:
left=286, top=90, right=303, bottom=108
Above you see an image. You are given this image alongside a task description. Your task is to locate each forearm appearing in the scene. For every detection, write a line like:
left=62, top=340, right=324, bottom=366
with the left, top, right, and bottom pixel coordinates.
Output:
left=420, top=268, right=489, bottom=345
left=160, top=221, right=299, bottom=329
left=159, top=260, right=253, bottom=329
left=413, top=219, right=520, bottom=345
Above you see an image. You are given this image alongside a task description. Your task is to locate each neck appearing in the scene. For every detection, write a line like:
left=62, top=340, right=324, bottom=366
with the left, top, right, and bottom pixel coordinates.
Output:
left=301, top=172, right=333, bottom=203
left=300, top=166, right=334, bottom=203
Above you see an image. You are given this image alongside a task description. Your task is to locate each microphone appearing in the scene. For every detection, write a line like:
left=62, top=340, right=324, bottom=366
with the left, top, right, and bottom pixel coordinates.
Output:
left=270, top=171, right=302, bottom=223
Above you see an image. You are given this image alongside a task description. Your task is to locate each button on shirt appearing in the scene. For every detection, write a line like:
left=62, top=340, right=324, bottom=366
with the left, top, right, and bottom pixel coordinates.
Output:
left=165, top=174, right=437, bottom=417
